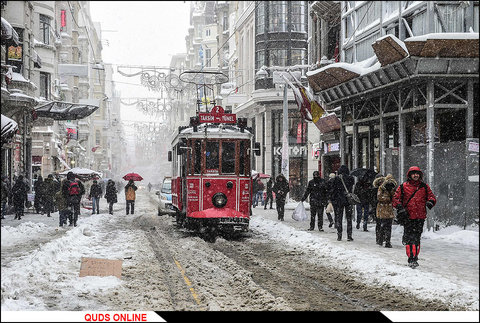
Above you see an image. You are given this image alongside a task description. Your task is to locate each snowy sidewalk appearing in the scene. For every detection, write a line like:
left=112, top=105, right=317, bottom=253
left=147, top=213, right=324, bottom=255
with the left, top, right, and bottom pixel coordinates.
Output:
left=251, top=201, right=479, bottom=311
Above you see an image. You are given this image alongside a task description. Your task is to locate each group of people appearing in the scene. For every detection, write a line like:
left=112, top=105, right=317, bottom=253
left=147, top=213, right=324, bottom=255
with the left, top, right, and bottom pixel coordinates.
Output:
left=1, top=173, right=139, bottom=227
left=266, top=164, right=436, bottom=269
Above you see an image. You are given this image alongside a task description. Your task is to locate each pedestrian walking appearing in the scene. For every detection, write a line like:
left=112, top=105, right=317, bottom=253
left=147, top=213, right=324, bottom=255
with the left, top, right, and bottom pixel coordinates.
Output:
left=105, top=179, right=118, bottom=215
left=273, top=174, right=289, bottom=221
left=301, top=171, right=331, bottom=231
left=62, top=172, right=85, bottom=227
left=55, top=181, right=71, bottom=227
left=251, top=178, right=258, bottom=207
left=1, top=176, right=10, bottom=219
left=89, top=179, right=103, bottom=214
left=253, top=178, right=265, bottom=207
left=328, top=165, right=355, bottom=241
left=373, top=174, right=397, bottom=248
left=392, top=166, right=436, bottom=269
left=42, top=174, right=56, bottom=217
left=12, top=175, right=28, bottom=220
left=33, top=175, right=45, bottom=214
left=264, top=177, right=274, bottom=210
left=124, top=179, right=137, bottom=215
left=354, top=176, right=374, bottom=231
left=148, top=182, right=152, bottom=192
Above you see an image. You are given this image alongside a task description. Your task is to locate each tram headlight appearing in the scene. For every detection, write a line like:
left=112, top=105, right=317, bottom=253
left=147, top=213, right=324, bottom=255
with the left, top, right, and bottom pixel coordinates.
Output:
left=212, top=193, right=227, bottom=208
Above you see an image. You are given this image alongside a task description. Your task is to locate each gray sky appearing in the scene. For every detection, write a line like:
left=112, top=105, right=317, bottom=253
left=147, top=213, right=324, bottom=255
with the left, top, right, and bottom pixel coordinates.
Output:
left=89, top=1, right=191, bottom=122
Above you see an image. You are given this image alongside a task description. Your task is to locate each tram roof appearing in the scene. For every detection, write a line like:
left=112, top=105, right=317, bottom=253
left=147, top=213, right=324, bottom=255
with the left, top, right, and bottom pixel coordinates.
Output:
left=172, top=123, right=253, bottom=143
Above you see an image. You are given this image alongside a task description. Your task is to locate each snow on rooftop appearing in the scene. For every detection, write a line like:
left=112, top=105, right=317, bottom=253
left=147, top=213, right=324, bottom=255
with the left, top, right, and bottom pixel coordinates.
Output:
left=405, top=32, right=479, bottom=42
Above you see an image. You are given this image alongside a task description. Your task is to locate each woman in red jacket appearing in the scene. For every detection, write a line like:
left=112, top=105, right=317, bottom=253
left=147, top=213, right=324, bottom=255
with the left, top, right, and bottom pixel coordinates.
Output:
left=392, top=166, right=436, bottom=268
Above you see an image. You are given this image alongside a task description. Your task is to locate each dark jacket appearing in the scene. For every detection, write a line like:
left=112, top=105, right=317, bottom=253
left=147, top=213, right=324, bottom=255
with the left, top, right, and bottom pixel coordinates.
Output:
left=273, top=174, right=289, bottom=202
left=42, top=177, right=57, bottom=204
left=105, top=181, right=118, bottom=203
left=34, top=177, right=45, bottom=200
left=89, top=183, right=103, bottom=199
left=12, top=178, right=29, bottom=207
left=266, top=179, right=273, bottom=194
left=302, top=177, right=329, bottom=206
left=353, top=179, right=373, bottom=205
left=328, top=165, right=355, bottom=207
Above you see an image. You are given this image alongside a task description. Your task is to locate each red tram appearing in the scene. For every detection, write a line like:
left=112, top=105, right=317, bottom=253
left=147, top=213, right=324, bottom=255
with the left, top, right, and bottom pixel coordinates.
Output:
left=167, top=106, right=260, bottom=237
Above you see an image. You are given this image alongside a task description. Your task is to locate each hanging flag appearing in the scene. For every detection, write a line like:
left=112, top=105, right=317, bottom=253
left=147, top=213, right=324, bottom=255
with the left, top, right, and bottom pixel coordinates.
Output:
left=283, top=76, right=312, bottom=121
left=333, top=41, right=340, bottom=62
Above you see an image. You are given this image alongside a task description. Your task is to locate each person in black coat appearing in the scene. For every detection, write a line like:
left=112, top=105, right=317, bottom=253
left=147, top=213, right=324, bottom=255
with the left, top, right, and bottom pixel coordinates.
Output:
left=264, top=177, right=274, bottom=210
left=353, top=176, right=374, bottom=232
left=89, top=180, right=103, bottom=214
left=12, top=175, right=29, bottom=220
left=302, top=171, right=331, bottom=231
left=273, top=174, right=289, bottom=221
left=328, top=165, right=355, bottom=241
left=62, top=172, right=85, bottom=226
left=104, top=179, right=118, bottom=215
left=33, top=175, right=45, bottom=214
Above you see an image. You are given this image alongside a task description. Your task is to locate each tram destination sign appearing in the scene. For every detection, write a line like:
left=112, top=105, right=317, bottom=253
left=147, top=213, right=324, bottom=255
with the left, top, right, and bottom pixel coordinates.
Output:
left=198, top=106, right=237, bottom=124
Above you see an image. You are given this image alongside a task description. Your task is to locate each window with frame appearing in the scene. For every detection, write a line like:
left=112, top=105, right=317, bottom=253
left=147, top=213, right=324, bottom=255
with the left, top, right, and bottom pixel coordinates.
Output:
left=221, top=141, right=236, bottom=174
left=290, top=1, right=306, bottom=32
left=256, top=2, right=265, bottom=34
left=356, top=1, right=380, bottom=32
left=205, top=49, right=211, bottom=67
left=255, top=49, right=265, bottom=70
left=39, top=72, right=50, bottom=100
left=7, top=27, right=24, bottom=74
left=269, top=49, right=287, bottom=66
left=291, top=49, right=306, bottom=66
left=269, top=1, right=287, bottom=32
left=205, top=141, right=219, bottom=171
left=356, top=32, right=379, bottom=62
left=40, top=14, right=51, bottom=45
left=435, top=4, right=466, bottom=33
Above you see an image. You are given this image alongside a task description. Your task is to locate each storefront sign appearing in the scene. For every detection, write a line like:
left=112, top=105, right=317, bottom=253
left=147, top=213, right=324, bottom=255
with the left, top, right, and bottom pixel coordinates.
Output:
left=66, top=126, right=78, bottom=140
left=468, top=141, right=479, bottom=153
left=324, top=142, right=340, bottom=153
left=311, top=143, right=321, bottom=160
left=274, top=145, right=307, bottom=157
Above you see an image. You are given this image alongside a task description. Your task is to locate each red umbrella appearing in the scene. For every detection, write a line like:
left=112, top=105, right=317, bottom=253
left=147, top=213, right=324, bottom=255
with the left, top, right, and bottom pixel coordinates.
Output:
left=123, top=173, right=143, bottom=181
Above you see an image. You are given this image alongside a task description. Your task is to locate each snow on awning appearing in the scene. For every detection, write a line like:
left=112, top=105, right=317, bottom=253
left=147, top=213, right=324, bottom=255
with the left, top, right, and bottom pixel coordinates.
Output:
left=34, top=101, right=99, bottom=120
left=372, top=34, right=409, bottom=67
left=1, top=17, right=20, bottom=46
left=1, top=114, right=18, bottom=143
left=404, top=32, right=479, bottom=58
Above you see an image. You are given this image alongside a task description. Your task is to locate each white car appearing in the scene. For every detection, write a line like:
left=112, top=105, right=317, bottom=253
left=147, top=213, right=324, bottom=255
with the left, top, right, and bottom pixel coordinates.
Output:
left=156, top=177, right=175, bottom=216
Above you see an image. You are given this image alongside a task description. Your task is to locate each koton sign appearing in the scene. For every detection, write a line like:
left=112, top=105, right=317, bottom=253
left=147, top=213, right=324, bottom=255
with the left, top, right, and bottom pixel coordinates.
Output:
left=199, top=106, right=237, bottom=124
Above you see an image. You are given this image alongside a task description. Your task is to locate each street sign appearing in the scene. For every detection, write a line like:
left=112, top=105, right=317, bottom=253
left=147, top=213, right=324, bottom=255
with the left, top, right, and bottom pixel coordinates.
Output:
left=198, top=106, right=237, bottom=124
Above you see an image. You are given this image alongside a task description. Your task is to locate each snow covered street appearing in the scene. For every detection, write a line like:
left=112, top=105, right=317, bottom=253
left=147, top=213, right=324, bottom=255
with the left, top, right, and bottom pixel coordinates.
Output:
left=1, top=188, right=478, bottom=313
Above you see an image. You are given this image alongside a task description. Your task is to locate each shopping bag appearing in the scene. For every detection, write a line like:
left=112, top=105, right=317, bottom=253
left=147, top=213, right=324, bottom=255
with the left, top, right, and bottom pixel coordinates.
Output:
left=292, top=202, right=308, bottom=221
left=326, top=202, right=334, bottom=214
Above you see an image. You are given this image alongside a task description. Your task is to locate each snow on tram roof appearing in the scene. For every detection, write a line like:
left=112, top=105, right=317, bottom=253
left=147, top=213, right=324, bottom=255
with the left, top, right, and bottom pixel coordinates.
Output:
left=180, top=123, right=252, bottom=135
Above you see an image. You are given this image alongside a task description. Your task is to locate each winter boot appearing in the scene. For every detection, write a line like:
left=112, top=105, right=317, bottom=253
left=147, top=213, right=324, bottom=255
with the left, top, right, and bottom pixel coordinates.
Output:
left=384, top=242, right=392, bottom=248
left=347, top=236, right=354, bottom=241
left=337, top=233, right=342, bottom=241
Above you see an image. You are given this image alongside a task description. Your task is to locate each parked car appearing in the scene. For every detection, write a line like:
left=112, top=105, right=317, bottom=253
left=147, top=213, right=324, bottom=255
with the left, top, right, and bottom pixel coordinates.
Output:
left=156, top=177, right=174, bottom=216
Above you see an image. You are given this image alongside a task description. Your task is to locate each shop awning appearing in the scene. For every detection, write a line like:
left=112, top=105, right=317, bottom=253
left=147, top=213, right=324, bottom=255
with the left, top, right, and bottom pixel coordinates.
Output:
left=1, top=114, right=18, bottom=143
left=34, top=101, right=99, bottom=120
left=1, top=17, right=20, bottom=46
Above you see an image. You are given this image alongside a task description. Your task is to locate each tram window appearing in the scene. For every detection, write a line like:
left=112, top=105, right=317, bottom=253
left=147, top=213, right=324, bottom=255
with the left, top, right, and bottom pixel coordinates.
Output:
left=194, top=140, right=202, bottom=174
left=206, top=141, right=219, bottom=171
left=239, top=141, right=245, bottom=175
left=222, top=141, right=236, bottom=174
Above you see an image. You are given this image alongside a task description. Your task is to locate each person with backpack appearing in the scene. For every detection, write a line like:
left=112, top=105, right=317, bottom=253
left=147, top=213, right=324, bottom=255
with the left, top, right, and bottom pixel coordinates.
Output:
left=12, top=175, right=29, bottom=220
left=62, top=172, right=85, bottom=226
left=124, top=179, right=137, bottom=215
left=89, top=180, right=103, bottom=214
left=105, top=179, right=118, bottom=215
left=392, top=166, right=436, bottom=269
left=328, top=165, right=355, bottom=241
left=301, top=171, right=331, bottom=231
